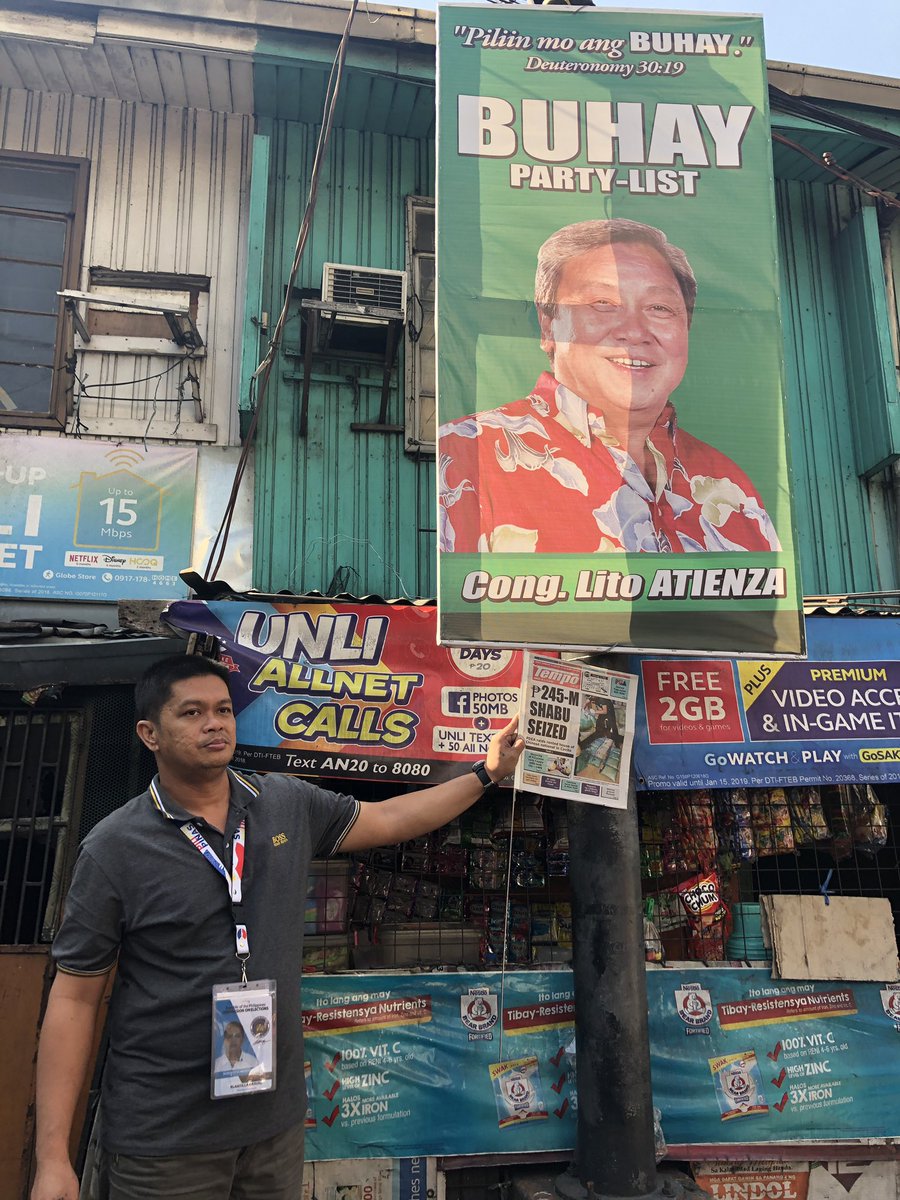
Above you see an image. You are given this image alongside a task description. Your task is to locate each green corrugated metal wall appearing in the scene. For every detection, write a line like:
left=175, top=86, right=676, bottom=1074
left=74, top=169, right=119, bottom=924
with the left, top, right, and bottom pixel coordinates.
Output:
left=253, top=117, right=435, bottom=598
left=775, top=179, right=897, bottom=596
left=252, top=113, right=897, bottom=601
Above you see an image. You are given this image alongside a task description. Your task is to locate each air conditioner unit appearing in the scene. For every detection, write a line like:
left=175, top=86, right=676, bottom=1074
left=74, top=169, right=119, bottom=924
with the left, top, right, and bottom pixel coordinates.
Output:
left=321, top=263, right=407, bottom=325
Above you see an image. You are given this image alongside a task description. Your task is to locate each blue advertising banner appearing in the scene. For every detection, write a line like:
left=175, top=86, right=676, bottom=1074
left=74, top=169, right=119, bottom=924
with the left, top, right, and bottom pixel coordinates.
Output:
left=0, top=436, right=196, bottom=600
left=632, top=616, right=900, bottom=789
left=302, top=971, right=577, bottom=1160
left=300, top=969, right=900, bottom=1160
left=647, top=967, right=900, bottom=1147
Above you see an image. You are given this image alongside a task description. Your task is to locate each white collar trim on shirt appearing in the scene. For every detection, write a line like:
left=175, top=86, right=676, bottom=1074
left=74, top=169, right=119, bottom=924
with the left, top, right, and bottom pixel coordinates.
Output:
left=553, top=382, right=670, bottom=499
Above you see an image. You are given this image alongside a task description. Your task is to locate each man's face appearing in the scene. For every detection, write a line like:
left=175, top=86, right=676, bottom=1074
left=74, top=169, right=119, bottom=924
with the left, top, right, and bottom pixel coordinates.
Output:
left=137, top=675, right=236, bottom=775
left=540, top=241, right=690, bottom=426
left=224, top=1024, right=244, bottom=1062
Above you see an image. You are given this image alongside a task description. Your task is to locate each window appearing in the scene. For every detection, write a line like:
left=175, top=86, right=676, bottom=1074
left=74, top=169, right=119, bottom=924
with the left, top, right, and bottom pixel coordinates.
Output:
left=0, top=153, right=89, bottom=430
left=404, top=197, right=435, bottom=453
left=0, top=707, right=84, bottom=944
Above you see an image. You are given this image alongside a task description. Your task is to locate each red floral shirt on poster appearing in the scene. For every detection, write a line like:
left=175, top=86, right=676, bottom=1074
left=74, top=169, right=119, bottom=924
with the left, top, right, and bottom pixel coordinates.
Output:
left=438, top=372, right=780, bottom=555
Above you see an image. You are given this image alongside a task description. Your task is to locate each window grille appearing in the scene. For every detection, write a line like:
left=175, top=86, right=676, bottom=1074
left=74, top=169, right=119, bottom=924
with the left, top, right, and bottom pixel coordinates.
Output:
left=0, top=708, right=84, bottom=944
left=0, top=152, right=89, bottom=430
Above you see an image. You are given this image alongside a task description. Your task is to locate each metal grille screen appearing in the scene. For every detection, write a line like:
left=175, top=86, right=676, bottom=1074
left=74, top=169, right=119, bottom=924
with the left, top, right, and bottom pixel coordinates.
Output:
left=77, top=686, right=154, bottom=842
left=0, top=707, right=80, bottom=944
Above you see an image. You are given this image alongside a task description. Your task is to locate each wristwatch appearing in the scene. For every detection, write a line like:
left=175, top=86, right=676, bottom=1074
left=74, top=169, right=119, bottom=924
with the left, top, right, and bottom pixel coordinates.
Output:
left=472, top=760, right=498, bottom=793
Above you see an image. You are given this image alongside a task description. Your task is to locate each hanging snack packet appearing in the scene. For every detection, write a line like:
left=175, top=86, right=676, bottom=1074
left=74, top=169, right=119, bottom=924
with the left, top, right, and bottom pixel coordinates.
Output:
left=675, top=790, right=719, bottom=871
left=821, top=785, right=853, bottom=861
left=639, top=796, right=667, bottom=878
left=847, top=783, right=889, bottom=854
left=715, top=789, right=757, bottom=864
left=469, top=847, right=507, bottom=890
left=675, top=871, right=731, bottom=960
left=655, top=793, right=693, bottom=875
left=750, top=788, right=795, bottom=856
left=708, top=1051, right=768, bottom=1120
left=787, top=786, right=831, bottom=846
left=643, top=899, right=665, bottom=964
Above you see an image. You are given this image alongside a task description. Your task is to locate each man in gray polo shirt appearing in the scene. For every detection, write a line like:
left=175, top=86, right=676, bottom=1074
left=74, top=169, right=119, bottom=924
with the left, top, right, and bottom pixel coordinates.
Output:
left=32, top=653, right=524, bottom=1200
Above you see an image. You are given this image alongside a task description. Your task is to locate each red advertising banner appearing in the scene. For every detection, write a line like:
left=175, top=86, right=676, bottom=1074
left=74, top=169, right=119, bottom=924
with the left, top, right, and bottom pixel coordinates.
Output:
left=693, top=1163, right=809, bottom=1200
left=641, top=659, right=743, bottom=746
left=164, top=600, right=530, bottom=784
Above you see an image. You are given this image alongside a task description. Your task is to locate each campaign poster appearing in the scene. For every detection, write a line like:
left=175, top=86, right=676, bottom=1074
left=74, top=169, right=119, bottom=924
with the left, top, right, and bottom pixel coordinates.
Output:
left=164, top=600, right=528, bottom=784
left=0, top=435, right=196, bottom=600
left=436, top=7, right=803, bottom=656
left=515, top=652, right=637, bottom=807
left=632, top=615, right=900, bottom=789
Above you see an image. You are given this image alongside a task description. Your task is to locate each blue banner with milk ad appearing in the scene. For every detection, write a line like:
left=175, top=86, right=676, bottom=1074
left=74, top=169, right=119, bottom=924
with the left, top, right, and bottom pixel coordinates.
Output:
left=300, top=969, right=900, bottom=1159
left=302, top=971, right=577, bottom=1160
left=647, top=967, right=900, bottom=1148
left=632, top=616, right=900, bottom=789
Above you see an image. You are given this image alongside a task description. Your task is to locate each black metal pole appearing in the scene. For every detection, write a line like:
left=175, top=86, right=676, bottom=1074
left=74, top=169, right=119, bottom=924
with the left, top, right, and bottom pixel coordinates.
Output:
left=555, top=762, right=708, bottom=1200
left=562, top=775, right=658, bottom=1198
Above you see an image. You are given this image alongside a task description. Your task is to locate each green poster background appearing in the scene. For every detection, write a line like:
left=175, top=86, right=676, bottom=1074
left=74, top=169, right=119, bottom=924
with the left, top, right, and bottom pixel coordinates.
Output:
left=436, top=6, right=803, bottom=655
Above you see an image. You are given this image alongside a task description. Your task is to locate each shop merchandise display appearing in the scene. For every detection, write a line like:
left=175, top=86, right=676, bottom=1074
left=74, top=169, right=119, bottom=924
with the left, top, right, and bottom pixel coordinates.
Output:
left=749, top=788, right=795, bottom=856
left=787, top=786, right=830, bottom=846
left=307, top=798, right=575, bottom=971
left=822, top=783, right=889, bottom=858
left=303, top=783, right=892, bottom=973
left=638, top=784, right=892, bottom=962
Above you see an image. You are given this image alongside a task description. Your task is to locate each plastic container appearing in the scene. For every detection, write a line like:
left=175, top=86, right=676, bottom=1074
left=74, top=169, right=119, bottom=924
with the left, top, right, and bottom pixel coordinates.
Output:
left=726, top=902, right=771, bottom=961
left=364, top=924, right=482, bottom=967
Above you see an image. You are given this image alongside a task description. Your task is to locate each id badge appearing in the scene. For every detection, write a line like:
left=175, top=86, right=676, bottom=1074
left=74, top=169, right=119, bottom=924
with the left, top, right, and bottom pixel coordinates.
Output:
left=211, top=979, right=276, bottom=1099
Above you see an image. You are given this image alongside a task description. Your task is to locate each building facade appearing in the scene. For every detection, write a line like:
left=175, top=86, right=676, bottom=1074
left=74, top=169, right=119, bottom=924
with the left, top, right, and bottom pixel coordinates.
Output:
left=1, top=2, right=900, bottom=1197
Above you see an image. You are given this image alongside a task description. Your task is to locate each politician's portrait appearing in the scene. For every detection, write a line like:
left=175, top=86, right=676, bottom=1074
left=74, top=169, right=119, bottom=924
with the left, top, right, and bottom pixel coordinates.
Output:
left=438, top=218, right=780, bottom=556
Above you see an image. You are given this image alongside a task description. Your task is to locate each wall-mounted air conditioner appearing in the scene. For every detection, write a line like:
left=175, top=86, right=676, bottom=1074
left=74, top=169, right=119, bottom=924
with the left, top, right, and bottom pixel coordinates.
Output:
left=321, top=263, right=407, bottom=325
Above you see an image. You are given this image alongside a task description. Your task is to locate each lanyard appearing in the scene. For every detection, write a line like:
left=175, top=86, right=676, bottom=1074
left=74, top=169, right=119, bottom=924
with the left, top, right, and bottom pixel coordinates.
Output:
left=181, top=818, right=250, bottom=980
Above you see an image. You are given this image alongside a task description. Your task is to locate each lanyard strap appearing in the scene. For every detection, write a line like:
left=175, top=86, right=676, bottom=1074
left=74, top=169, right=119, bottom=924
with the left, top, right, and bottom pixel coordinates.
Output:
left=181, top=818, right=249, bottom=977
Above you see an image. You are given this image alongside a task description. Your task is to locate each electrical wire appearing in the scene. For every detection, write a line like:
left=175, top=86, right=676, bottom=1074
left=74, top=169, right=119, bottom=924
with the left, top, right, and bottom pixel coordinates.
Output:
left=204, top=0, right=360, bottom=583
left=73, top=357, right=187, bottom=391
left=772, top=131, right=900, bottom=209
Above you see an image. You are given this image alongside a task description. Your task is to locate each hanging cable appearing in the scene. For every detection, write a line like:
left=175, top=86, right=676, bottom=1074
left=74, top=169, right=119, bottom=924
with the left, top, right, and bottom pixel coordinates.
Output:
left=496, top=785, right=519, bottom=1069
left=204, top=0, right=360, bottom=582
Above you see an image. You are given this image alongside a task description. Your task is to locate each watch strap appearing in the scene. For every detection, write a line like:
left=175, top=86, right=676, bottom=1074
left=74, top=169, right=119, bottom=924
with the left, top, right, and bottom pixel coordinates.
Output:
left=472, top=760, right=497, bottom=792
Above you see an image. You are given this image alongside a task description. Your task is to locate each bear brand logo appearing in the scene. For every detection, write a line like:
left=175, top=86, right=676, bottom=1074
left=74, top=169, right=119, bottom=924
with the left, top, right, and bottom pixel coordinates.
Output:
left=674, top=983, right=713, bottom=1036
left=880, top=984, right=900, bottom=1027
left=460, top=987, right=499, bottom=1041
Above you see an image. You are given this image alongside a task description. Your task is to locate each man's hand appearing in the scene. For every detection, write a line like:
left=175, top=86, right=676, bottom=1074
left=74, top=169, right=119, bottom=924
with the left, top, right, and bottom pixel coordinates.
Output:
left=485, top=715, right=525, bottom=783
left=31, top=1158, right=79, bottom=1200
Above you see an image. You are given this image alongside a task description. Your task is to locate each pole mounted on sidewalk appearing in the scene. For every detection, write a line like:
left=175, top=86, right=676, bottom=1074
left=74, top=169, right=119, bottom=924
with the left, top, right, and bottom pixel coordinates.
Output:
left=557, top=698, right=708, bottom=1200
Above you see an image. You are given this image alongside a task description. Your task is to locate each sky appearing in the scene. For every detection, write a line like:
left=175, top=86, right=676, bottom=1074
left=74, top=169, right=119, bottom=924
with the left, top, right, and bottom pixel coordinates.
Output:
left=411, top=0, right=899, bottom=79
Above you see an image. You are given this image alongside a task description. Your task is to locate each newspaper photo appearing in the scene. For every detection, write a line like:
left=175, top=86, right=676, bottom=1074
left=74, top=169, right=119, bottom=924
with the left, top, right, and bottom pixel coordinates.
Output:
left=514, top=654, right=637, bottom=808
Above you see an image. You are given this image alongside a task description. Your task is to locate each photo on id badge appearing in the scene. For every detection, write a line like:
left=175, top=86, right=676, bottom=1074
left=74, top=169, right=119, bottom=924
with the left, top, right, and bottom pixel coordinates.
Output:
left=211, top=981, right=276, bottom=1098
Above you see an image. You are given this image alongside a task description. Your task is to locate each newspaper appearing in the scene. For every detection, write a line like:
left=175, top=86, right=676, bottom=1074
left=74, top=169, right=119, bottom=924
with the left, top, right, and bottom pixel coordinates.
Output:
left=514, top=654, right=637, bottom=808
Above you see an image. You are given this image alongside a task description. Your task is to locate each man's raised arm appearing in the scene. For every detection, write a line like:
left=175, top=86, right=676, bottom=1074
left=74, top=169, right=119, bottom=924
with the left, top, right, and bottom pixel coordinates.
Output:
left=341, top=716, right=525, bottom=852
